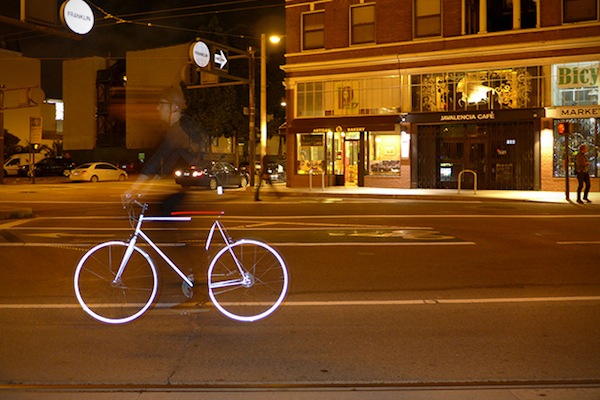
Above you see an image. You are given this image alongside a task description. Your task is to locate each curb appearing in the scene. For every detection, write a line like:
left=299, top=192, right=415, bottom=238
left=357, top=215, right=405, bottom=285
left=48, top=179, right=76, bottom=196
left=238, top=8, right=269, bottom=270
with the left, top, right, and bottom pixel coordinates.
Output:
left=0, top=208, right=33, bottom=220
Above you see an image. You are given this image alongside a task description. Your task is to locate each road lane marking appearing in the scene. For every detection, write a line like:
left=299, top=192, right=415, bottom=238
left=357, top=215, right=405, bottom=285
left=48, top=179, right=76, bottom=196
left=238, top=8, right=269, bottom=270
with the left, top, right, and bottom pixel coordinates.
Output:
left=2, top=296, right=600, bottom=310
left=0, top=241, right=475, bottom=247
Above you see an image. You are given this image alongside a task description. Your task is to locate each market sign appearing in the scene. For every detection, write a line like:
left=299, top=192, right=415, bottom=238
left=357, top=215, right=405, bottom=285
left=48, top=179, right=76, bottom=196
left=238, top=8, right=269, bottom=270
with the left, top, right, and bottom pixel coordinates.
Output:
left=546, top=106, right=600, bottom=119
left=60, top=0, right=94, bottom=35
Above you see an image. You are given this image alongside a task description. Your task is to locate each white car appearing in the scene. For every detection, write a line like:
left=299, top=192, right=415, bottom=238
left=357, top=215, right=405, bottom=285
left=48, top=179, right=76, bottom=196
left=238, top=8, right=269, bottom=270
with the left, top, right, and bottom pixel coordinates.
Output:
left=68, top=162, right=128, bottom=182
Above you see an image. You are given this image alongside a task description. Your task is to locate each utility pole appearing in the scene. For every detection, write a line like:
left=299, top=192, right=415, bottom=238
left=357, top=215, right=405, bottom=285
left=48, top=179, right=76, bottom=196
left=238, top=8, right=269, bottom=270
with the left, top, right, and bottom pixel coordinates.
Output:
left=0, top=85, right=5, bottom=185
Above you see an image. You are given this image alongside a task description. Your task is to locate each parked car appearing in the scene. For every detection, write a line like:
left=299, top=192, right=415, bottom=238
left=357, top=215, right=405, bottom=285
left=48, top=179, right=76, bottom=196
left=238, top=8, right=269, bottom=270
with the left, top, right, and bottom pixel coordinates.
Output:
left=68, top=162, right=128, bottom=182
left=3, top=153, right=46, bottom=177
left=18, top=157, right=76, bottom=177
left=263, top=162, right=287, bottom=182
left=118, top=159, right=144, bottom=174
left=175, top=161, right=248, bottom=190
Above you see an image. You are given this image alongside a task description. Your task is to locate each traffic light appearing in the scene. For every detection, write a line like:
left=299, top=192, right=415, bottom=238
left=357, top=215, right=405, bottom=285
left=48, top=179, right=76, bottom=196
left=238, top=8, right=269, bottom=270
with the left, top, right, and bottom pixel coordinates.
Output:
left=32, top=143, right=40, bottom=150
left=557, top=122, right=570, bottom=136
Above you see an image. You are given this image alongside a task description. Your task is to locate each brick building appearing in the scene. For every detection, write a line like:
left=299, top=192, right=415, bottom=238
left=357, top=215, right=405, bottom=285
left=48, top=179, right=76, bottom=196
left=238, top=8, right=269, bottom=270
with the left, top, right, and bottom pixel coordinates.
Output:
left=282, top=0, right=600, bottom=191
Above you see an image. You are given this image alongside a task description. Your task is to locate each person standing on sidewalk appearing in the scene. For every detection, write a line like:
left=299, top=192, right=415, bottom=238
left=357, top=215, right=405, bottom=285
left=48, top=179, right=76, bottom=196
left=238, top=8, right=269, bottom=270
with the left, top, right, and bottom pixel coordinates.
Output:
left=575, top=144, right=591, bottom=204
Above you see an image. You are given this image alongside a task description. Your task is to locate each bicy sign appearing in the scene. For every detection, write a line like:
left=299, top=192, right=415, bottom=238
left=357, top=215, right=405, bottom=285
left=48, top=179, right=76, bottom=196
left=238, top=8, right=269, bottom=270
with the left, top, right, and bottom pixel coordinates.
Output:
left=557, top=64, right=599, bottom=87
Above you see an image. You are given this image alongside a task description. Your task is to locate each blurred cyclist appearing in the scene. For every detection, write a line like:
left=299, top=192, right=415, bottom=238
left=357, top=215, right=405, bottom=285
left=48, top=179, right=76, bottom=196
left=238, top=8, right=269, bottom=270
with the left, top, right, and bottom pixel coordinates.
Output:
left=126, top=85, right=199, bottom=213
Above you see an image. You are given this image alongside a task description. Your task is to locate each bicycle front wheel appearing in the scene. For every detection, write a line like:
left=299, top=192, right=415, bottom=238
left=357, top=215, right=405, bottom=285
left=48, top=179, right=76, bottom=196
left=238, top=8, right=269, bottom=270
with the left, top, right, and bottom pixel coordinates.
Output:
left=74, top=241, right=158, bottom=324
left=208, top=239, right=288, bottom=322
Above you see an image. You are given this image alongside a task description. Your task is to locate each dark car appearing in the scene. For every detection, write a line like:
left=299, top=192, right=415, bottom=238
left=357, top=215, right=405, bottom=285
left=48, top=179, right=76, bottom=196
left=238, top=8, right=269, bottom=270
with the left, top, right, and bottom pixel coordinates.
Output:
left=17, top=157, right=77, bottom=177
left=174, top=161, right=249, bottom=190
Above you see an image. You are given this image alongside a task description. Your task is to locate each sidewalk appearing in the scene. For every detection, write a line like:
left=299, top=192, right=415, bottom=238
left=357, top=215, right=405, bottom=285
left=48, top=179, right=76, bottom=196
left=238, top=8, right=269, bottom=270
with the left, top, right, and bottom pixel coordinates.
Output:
left=271, top=185, right=599, bottom=204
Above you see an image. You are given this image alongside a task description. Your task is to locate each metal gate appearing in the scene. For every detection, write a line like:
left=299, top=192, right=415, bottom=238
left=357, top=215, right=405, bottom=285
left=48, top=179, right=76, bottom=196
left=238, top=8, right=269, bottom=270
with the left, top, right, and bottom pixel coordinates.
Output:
left=416, top=121, right=535, bottom=190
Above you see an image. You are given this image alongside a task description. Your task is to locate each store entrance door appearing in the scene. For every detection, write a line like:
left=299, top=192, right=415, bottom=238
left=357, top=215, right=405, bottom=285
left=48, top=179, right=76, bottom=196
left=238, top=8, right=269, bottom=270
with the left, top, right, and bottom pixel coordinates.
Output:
left=465, top=140, right=487, bottom=189
left=345, top=139, right=359, bottom=185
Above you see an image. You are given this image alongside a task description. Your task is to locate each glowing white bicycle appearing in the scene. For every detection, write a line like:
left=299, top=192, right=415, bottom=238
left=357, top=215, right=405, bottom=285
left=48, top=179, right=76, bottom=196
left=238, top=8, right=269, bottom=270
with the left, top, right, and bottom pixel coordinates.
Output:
left=74, top=199, right=289, bottom=324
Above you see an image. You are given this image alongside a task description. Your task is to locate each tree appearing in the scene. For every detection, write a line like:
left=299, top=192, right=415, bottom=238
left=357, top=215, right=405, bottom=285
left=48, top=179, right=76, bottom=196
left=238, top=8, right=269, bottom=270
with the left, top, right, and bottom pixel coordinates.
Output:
left=3, top=130, right=22, bottom=156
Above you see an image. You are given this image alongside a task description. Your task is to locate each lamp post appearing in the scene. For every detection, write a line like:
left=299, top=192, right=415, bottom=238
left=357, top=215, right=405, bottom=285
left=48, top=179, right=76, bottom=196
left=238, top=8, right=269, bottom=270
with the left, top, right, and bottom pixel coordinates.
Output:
left=260, top=33, right=267, bottom=164
left=259, top=33, right=283, bottom=164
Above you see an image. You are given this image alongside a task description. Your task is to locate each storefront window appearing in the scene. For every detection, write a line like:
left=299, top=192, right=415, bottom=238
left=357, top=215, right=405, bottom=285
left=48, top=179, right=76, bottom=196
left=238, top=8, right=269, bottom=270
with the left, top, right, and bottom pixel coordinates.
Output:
left=296, top=133, right=325, bottom=174
left=411, top=67, right=542, bottom=112
left=369, top=133, right=401, bottom=175
left=552, top=119, right=598, bottom=178
left=552, top=62, right=600, bottom=106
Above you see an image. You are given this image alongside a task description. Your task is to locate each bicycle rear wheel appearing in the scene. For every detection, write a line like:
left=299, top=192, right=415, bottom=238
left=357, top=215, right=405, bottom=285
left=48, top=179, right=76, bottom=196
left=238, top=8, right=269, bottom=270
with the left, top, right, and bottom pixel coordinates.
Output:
left=208, top=239, right=288, bottom=322
left=74, top=241, right=158, bottom=324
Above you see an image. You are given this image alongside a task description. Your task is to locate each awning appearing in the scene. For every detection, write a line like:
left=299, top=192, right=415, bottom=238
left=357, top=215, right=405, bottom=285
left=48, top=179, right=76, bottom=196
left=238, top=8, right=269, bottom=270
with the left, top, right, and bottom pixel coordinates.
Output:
left=286, top=114, right=399, bottom=134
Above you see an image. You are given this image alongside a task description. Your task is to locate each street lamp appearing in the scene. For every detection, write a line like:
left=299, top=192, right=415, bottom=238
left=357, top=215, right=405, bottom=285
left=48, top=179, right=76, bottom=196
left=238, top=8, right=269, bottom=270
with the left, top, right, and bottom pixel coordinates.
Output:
left=259, top=33, right=283, bottom=163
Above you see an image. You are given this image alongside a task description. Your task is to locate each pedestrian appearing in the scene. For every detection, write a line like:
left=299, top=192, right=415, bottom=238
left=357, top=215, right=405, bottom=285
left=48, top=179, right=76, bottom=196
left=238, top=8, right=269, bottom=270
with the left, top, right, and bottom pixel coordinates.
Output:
left=127, top=85, right=200, bottom=213
left=254, top=154, right=278, bottom=201
left=575, top=144, right=591, bottom=204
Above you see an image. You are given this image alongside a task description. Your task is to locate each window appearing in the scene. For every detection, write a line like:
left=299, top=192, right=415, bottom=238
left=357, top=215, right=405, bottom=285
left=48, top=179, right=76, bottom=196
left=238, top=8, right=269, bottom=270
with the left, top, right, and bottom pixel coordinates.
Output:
left=302, top=11, right=325, bottom=50
left=553, top=119, right=598, bottom=178
left=464, top=0, right=479, bottom=34
left=296, top=133, right=325, bottom=174
left=351, top=3, right=375, bottom=45
left=369, top=133, right=401, bottom=176
left=411, top=67, right=543, bottom=112
left=297, top=82, right=324, bottom=117
left=487, top=0, right=513, bottom=32
left=564, top=0, right=599, bottom=23
left=414, top=0, right=441, bottom=37
left=552, top=62, right=600, bottom=106
left=296, top=76, right=400, bottom=118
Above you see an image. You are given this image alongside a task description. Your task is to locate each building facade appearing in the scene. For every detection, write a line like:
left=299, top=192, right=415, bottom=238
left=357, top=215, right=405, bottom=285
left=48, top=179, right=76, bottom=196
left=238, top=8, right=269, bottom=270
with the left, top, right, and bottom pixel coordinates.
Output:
left=282, top=0, right=600, bottom=191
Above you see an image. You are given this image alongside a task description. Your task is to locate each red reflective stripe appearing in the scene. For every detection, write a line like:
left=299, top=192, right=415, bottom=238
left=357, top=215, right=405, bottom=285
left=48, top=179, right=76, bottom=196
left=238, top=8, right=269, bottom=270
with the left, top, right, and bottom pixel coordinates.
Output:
left=171, top=211, right=224, bottom=216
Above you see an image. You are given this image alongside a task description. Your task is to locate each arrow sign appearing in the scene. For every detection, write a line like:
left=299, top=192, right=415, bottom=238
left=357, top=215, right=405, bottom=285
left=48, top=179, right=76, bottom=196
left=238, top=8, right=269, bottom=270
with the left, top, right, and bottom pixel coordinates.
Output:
left=214, top=49, right=228, bottom=70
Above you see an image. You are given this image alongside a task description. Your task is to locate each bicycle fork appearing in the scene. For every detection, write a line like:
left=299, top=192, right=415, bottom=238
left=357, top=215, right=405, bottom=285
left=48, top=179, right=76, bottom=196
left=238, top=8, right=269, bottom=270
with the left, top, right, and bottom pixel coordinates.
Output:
left=207, top=220, right=255, bottom=289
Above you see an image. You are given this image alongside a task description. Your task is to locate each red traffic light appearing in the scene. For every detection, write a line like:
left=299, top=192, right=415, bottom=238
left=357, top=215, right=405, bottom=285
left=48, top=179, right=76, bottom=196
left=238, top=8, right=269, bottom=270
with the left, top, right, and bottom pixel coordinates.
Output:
left=557, top=122, right=570, bottom=136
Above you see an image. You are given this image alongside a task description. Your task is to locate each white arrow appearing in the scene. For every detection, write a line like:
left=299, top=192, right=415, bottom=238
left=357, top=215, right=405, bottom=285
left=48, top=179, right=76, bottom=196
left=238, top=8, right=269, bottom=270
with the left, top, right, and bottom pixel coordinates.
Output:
left=214, top=50, right=228, bottom=69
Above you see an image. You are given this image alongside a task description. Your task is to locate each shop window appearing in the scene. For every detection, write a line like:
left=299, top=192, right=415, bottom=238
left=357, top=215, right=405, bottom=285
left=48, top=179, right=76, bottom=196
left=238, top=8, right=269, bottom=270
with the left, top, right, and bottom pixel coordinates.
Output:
left=297, top=133, right=325, bottom=174
left=553, top=119, right=598, bottom=178
left=302, top=11, right=325, bottom=50
left=351, top=3, right=375, bottom=45
left=414, top=0, right=441, bottom=37
left=552, top=62, right=600, bottom=106
left=563, top=0, right=598, bottom=23
left=369, top=133, right=401, bottom=175
left=411, top=67, right=542, bottom=112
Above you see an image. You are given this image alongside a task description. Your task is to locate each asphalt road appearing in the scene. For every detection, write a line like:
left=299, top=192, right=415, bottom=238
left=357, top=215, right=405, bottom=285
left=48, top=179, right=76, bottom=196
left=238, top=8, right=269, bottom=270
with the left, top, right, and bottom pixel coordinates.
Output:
left=0, top=180, right=599, bottom=399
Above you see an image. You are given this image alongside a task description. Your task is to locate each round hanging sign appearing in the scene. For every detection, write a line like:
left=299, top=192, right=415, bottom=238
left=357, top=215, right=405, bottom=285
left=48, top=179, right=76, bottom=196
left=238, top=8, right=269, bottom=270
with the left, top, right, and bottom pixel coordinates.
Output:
left=60, top=0, right=94, bottom=35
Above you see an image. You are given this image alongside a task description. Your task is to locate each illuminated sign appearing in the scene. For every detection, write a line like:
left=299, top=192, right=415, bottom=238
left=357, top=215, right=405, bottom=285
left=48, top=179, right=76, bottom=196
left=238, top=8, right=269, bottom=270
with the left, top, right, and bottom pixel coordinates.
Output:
left=60, top=0, right=94, bottom=35
left=189, top=41, right=210, bottom=68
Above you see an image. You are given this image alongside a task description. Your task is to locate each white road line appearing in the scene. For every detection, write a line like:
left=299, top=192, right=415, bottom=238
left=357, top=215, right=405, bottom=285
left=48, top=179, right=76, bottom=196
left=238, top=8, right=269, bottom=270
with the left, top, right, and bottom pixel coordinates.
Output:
left=2, top=296, right=599, bottom=310
left=557, top=241, right=600, bottom=245
left=0, top=241, right=474, bottom=247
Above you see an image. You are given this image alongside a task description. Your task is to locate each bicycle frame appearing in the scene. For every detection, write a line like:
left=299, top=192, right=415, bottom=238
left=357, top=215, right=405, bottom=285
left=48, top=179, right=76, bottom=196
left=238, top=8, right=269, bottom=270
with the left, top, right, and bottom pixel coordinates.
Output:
left=114, top=202, right=246, bottom=289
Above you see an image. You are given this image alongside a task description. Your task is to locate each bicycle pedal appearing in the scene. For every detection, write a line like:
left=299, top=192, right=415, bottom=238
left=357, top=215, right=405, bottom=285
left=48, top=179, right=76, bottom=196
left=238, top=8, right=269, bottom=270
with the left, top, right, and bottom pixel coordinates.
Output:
left=182, top=274, right=194, bottom=298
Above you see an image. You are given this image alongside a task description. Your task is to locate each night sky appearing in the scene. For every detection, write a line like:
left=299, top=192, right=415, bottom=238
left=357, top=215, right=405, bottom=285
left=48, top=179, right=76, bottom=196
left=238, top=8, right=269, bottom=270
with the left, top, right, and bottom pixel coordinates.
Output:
left=1, top=0, right=285, bottom=97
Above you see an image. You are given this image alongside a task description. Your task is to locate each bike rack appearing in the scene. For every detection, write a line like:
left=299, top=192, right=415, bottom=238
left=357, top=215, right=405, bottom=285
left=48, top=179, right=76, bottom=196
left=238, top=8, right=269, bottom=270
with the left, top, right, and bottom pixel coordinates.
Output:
left=309, top=168, right=326, bottom=191
left=458, top=169, right=477, bottom=194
